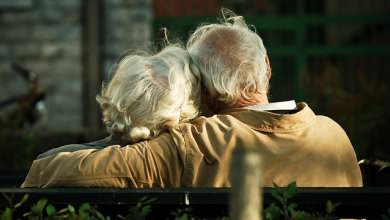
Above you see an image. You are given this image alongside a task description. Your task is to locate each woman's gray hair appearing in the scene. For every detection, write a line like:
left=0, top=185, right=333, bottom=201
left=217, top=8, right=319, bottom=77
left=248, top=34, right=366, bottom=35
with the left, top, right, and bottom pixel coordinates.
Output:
left=96, top=44, right=202, bottom=143
left=187, top=9, right=269, bottom=104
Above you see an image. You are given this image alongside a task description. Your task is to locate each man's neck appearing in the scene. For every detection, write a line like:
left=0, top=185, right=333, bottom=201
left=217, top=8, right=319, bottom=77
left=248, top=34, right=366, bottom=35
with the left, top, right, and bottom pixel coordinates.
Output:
left=229, top=92, right=269, bottom=108
left=205, top=91, right=269, bottom=113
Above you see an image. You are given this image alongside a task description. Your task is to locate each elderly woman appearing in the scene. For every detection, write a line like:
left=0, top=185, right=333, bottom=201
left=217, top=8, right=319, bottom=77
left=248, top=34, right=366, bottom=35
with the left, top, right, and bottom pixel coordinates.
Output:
left=36, top=43, right=202, bottom=159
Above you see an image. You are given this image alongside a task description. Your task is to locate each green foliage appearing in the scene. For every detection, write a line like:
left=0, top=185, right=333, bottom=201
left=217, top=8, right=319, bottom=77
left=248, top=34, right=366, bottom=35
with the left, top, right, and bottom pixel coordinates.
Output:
left=285, top=182, right=297, bottom=199
left=45, top=205, right=55, bottom=217
left=325, top=200, right=340, bottom=216
left=67, top=205, right=74, bottom=214
left=382, top=208, right=390, bottom=220
left=1, top=208, right=12, bottom=220
left=23, top=199, right=110, bottom=220
left=0, top=191, right=230, bottom=220
left=0, top=191, right=112, bottom=220
left=263, top=182, right=338, bottom=220
left=1, top=188, right=29, bottom=220
left=301, top=66, right=390, bottom=161
left=271, top=190, right=284, bottom=204
left=3, top=184, right=388, bottom=220
left=118, top=197, right=155, bottom=220
left=169, top=206, right=211, bottom=220
left=264, top=202, right=282, bottom=219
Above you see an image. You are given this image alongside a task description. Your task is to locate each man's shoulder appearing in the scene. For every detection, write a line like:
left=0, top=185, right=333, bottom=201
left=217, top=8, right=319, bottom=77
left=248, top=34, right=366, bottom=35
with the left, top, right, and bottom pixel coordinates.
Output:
left=192, top=114, right=236, bottom=124
left=169, top=112, right=271, bottom=150
left=315, top=114, right=348, bottom=135
left=181, top=114, right=242, bottom=131
left=167, top=114, right=241, bottom=145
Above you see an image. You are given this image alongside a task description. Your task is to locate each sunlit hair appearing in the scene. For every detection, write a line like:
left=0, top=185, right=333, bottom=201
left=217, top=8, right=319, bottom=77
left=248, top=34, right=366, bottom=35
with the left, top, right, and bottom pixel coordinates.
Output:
left=96, top=43, right=202, bottom=143
left=187, top=8, right=269, bottom=104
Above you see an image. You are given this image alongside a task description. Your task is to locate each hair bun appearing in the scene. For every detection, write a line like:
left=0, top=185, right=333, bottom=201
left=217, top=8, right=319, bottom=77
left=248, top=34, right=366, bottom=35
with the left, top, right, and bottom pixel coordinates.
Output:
left=129, top=127, right=150, bottom=142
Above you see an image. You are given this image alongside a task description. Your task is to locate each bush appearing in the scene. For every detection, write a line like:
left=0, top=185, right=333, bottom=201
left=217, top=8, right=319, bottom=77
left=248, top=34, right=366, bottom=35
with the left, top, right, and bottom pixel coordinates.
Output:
left=301, top=65, right=390, bottom=161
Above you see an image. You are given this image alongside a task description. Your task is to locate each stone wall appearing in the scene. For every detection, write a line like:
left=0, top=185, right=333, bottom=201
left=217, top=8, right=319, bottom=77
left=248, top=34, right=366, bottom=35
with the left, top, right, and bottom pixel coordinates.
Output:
left=0, top=0, right=152, bottom=131
left=0, top=0, right=83, bottom=129
left=102, top=0, right=153, bottom=80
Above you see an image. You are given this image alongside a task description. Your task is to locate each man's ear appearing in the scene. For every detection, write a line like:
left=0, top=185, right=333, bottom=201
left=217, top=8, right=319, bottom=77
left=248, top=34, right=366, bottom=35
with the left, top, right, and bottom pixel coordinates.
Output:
left=265, top=55, right=271, bottom=80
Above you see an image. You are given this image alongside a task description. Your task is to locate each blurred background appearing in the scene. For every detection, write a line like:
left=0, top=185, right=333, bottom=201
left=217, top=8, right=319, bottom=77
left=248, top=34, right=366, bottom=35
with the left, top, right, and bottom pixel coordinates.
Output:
left=0, top=0, right=389, bottom=186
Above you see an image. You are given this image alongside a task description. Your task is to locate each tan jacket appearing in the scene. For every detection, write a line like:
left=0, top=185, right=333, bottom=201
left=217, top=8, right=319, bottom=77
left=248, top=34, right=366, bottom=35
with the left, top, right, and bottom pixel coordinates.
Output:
left=21, top=103, right=362, bottom=188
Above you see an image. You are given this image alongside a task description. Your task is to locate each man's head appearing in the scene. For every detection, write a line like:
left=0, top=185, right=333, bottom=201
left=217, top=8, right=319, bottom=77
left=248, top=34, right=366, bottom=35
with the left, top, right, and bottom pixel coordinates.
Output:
left=187, top=9, right=271, bottom=112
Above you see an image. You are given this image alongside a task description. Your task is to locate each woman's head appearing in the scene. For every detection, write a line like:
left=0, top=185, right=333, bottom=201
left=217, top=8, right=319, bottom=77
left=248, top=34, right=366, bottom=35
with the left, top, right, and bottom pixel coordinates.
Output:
left=96, top=44, right=202, bottom=143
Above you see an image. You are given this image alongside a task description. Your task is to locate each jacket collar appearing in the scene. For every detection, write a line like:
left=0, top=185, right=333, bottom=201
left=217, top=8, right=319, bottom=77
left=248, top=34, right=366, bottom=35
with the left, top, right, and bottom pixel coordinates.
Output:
left=219, top=102, right=317, bottom=133
left=245, top=100, right=298, bottom=111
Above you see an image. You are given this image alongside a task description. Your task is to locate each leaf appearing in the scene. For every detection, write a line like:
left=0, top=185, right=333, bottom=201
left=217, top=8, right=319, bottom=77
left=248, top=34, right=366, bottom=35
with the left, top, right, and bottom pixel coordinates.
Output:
left=263, top=202, right=281, bottom=218
left=326, top=200, right=340, bottom=214
left=117, top=214, right=125, bottom=219
left=68, top=204, right=75, bottom=213
left=22, top=211, right=33, bottom=217
left=287, top=203, right=298, bottom=211
left=141, top=205, right=152, bottom=215
left=132, top=213, right=142, bottom=220
left=1, top=207, right=12, bottom=220
left=30, top=204, right=39, bottom=214
left=79, top=212, right=86, bottom=219
left=143, top=198, right=157, bottom=204
left=14, top=194, right=29, bottom=210
left=272, top=182, right=283, bottom=194
left=57, top=207, right=69, bottom=214
left=178, top=213, right=188, bottom=220
left=27, top=215, right=37, bottom=220
left=36, top=198, right=48, bottom=213
left=285, top=181, right=298, bottom=198
left=297, top=211, right=308, bottom=219
left=332, top=203, right=340, bottom=209
left=170, top=211, right=177, bottom=216
left=184, top=207, right=193, bottom=212
left=382, top=215, right=390, bottom=220
left=128, top=203, right=142, bottom=213
left=78, top=203, right=90, bottom=214
left=326, top=200, right=334, bottom=213
left=290, top=209, right=297, bottom=217
left=95, top=210, right=105, bottom=220
left=264, top=212, right=273, bottom=220
left=46, top=204, right=56, bottom=216
left=271, top=190, right=284, bottom=204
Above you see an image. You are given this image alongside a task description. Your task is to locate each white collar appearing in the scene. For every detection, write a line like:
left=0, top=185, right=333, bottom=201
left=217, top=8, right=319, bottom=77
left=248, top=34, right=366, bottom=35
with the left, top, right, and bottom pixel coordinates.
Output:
left=245, top=100, right=298, bottom=111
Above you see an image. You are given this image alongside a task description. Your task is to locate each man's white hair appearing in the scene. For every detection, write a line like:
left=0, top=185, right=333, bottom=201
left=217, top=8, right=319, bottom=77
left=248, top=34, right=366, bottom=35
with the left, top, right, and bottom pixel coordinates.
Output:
left=96, top=44, right=202, bottom=143
left=187, top=9, right=269, bottom=104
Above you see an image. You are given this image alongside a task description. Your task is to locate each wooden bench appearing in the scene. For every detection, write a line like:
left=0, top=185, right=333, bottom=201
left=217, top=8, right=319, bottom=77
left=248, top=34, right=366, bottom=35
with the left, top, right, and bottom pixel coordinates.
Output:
left=1, top=187, right=389, bottom=219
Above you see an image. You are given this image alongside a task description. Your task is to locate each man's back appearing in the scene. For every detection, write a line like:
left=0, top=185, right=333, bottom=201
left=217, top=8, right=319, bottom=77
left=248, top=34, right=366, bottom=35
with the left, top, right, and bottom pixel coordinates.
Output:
left=170, top=102, right=362, bottom=187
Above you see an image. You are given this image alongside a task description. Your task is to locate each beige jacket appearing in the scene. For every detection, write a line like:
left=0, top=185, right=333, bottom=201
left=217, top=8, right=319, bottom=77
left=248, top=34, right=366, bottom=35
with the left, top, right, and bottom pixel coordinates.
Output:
left=21, top=103, right=362, bottom=188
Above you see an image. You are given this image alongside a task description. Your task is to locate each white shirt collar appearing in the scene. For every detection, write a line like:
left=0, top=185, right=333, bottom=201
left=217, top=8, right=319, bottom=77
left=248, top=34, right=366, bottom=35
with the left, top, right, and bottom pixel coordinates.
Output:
left=245, top=100, right=298, bottom=111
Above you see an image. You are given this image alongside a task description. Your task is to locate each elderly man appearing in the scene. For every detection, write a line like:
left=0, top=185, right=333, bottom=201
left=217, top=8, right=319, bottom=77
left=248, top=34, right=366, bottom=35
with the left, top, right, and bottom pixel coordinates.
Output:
left=22, top=11, right=362, bottom=188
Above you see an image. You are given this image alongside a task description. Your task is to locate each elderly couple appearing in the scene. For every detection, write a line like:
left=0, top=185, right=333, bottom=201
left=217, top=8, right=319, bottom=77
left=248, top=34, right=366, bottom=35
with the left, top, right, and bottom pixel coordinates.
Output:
left=22, top=10, right=362, bottom=188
